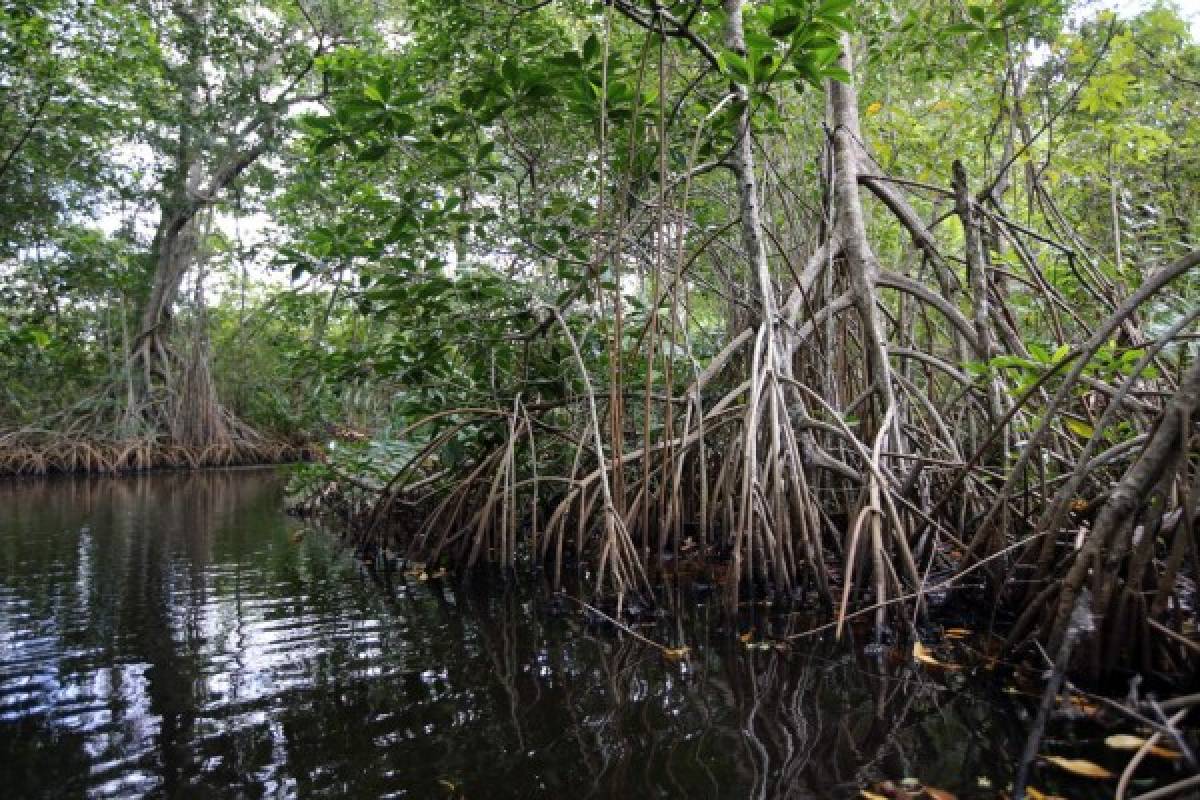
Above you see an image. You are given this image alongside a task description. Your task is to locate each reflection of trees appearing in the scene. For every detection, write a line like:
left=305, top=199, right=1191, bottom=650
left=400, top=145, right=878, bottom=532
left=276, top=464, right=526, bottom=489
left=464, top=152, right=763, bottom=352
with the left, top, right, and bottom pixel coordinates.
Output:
left=3, top=473, right=1027, bottom=798
left=344, top=572, right=1027, bottom=799
left=0, top=470, right=291, bottom=796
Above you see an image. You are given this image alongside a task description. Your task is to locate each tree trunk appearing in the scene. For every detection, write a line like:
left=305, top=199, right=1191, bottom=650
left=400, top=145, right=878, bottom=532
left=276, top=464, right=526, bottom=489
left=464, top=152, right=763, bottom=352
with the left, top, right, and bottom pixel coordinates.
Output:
left=828, top=35, right=897, bottom=440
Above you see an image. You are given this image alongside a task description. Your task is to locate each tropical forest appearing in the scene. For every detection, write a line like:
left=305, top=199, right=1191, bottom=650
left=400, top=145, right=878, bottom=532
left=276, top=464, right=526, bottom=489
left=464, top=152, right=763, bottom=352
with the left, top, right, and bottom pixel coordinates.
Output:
left=0, top=0, right=1198, bottom=797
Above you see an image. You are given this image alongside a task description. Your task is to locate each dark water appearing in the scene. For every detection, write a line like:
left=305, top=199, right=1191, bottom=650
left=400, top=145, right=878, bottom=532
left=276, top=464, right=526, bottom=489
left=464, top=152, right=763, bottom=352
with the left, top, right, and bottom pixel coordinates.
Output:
left=0, top=469, right=1129, bottom=799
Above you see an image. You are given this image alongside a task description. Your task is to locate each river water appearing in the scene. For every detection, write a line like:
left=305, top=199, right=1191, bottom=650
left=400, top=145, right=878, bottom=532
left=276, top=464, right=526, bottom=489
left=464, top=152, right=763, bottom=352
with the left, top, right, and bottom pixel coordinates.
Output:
left=0, top=469, right=1118, bottom=798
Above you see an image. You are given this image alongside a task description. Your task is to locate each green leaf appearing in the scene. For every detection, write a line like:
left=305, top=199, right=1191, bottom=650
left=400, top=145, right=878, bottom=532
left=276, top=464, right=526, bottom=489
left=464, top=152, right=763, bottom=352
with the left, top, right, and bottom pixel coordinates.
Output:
left=769, top=15, right=803, bottom=37
left=817, top=0, right=854, bottom=15
left=582, top=33, right=600, bottom=62
left=501, top=57, right=520, bottom=87
left=822, top=65, right=852, bottom=83
left=1064, top=418, right=1095, bottom=438
left=357, top=142, right=390, bottom=162
left=1000, top=0, right=1027, bottom=18
left=719, top=50, right=751, bottom=83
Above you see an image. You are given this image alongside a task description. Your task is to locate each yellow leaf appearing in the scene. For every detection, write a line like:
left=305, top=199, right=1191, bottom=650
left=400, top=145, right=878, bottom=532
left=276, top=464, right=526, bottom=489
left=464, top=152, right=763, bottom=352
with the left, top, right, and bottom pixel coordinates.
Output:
left=914, top=641, right=961, bottom=670
left=1041, top=755, right=1114, bottom=779
left=866, top=101, right=883, bottom=115
left=1105, top=734, right=1182, bottom=759
left=944, top=628, right=972, bottom=639
left=1025, top=788, right=1067, bottom=800
left=860, top=792, right=888, bottom=800
left=925, top=788, right=957, bottom=800
left=1055, top=695, right=1101, bottom=716
left=739, top=629, right=754, bottom=644
left=931, top=99, right=953, bottom=112
left=662, top=647, right=690, bottom=662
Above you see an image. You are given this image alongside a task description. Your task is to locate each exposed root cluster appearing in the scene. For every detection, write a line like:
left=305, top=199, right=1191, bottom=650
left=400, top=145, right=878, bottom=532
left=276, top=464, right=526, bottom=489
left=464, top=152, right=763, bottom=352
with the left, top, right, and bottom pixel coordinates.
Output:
left=0, top=430, right=313, bottom=477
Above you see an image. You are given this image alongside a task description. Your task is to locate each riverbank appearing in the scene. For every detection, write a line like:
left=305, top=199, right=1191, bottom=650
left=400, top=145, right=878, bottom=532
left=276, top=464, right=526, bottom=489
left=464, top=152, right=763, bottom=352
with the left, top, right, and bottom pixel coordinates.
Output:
left=0, top=432, right=318, bottom=477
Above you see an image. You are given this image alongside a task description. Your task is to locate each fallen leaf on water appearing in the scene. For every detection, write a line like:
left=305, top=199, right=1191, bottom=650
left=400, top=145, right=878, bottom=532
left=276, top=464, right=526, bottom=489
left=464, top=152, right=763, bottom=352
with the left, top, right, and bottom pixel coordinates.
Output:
left=1105, top=734, right=1182, bottom=759
left=1056, top=694, right=1101, bottom=716
left=1041, top=755, right=1114, bottom=779
left=914, top=641, right=961, bottom=670
left=661, top=647, right=690, bottom=662
left=924, top=788, right=956, bottom=800
left=944, top=628, right=972, bottom=639
left=739, top=629, right=754, bottom=644
left=1024, top=788, right=1066, bottom=800
left=860, top=791, right=888, bottom=800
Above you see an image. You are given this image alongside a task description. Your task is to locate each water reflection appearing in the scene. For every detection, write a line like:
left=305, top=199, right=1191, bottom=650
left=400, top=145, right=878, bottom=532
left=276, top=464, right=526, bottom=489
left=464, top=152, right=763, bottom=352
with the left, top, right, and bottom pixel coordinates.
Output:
left=0, top=470, right=1026, bottom=798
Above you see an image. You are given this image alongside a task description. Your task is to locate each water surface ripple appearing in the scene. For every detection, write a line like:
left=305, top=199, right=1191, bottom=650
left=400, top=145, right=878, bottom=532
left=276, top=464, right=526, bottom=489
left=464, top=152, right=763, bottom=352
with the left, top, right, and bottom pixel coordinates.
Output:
left=1, top=469, right=1026, bottom=798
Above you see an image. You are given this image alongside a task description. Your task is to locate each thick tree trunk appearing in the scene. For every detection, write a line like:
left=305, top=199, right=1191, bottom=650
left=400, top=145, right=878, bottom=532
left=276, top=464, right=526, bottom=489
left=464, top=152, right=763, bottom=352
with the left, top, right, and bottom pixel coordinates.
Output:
left=139, top=214, right=197, bottom=343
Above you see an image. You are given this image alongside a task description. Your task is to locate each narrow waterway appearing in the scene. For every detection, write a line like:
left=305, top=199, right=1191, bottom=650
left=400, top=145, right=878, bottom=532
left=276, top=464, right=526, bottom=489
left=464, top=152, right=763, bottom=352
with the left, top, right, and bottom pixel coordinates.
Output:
left=0, top=469, right=1108, bottom=798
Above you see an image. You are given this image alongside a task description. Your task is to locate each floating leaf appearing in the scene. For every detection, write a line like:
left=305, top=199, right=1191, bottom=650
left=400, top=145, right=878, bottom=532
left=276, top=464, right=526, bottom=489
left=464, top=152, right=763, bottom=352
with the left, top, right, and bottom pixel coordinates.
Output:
left=1024, top=788, right=1067, bottom=800
left=924, top=788, right=956, bottom=800
left=860, top=792, right=888, bottom=800
left=1041, top=755, right=1114, bottom=779
left=944, top=628, right=972, bottom=639
left=914, top=641, right=961, bottom=670
left=1054, top=694, right=1101, bottom=716
left=1105, top=734, right=1182, bottom=759
left=662, top=647, right=690, bottom=662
